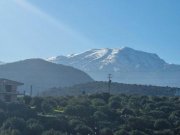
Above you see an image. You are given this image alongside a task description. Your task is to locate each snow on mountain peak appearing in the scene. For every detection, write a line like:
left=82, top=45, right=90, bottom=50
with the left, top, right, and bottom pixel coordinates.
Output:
left=102, top=49, right=119, bottom=64
left=46, top=47, right=180, bottom=87
left=67, top=53, right=79, bottom=58
left=47, top=56, right=57, bottom=61
left=85, top=48, right=109, bottom=59
left=47, top=47, right=167, bottom=72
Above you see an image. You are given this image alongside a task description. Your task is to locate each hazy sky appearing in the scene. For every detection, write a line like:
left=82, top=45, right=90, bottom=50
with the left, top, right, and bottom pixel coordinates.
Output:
left=0, top=0, right=180, bottom=64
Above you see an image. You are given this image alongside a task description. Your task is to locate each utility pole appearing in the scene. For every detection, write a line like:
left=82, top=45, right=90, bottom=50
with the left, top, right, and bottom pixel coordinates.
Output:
left=108, top=74, right=112, bottom=94
left=23, top=90, right=26, bottom=96
left=30, top=85, right=33, bottom=97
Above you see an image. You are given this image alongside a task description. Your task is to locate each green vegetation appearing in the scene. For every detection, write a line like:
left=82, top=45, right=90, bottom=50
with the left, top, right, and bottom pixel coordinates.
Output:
left=0, top=93, right=180, bottom=135
left=41, top=81, right=179, bottom=97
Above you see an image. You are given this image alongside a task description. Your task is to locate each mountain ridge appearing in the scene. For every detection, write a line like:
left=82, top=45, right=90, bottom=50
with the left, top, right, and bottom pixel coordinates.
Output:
left=0, top=61, right=5, bottom=65
left=0, top=58, right=93, bottom=95
left=47, top=47, right=180, bottom=87
left=47, top=47, right=170, bottom=72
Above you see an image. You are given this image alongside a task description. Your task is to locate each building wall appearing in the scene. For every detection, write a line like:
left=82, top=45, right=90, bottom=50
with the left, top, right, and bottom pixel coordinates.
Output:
left=0, top=84, right=18, bottom=102
left=0, top=84, right=5, bottom=101
left=11, top=85, right=17, bottom=102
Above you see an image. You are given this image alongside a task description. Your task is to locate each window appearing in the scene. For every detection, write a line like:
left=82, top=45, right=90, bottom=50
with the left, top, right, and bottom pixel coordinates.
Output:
left=5, top=85, right=12, bottom=92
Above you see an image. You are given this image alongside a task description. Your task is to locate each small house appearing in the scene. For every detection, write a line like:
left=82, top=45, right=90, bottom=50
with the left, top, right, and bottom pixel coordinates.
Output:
left=0, top=78, right=23, bottom=102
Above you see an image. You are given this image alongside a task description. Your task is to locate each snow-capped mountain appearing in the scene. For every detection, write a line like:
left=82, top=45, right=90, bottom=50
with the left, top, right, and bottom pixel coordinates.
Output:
left=48, top=47, right=167, bottom=72
left=47, top=47, right=180, bottom=87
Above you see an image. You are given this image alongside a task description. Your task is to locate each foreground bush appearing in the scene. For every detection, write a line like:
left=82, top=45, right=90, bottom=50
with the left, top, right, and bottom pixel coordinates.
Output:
left=0, top=93, right=179, bottom=135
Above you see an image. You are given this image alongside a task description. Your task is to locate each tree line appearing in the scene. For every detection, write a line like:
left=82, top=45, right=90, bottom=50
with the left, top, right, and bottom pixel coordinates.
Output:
left=41, top=81, right=179, bottom=97
left=0, top=93, right=180, bottom=135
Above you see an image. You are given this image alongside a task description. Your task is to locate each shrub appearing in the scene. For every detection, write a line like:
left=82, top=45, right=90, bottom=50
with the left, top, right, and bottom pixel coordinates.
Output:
left=154, top=119, right=172, bottom=130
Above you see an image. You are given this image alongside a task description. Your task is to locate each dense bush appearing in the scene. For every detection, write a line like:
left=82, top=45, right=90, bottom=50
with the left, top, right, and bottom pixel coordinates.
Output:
left=0, top=93, right=179, bottom=135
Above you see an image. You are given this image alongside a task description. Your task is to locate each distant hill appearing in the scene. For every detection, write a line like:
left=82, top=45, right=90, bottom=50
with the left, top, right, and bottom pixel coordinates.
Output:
left=0, top=59, right=93, bottom=95
left=0, top=61, right=5, bottom=65
left=41, top=81, right=179, bottom=97
left=47, top=47, right=180, bottom=87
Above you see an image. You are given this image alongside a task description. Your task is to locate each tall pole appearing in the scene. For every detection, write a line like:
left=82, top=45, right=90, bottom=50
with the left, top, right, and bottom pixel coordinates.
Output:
left=108, top=74, right=112, bottom=94
left=30, top=85, right=33, bottom=97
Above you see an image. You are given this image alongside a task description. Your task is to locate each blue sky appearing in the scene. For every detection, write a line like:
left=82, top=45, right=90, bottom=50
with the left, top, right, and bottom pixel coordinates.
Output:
left=0, top=0, right=180, bottom=64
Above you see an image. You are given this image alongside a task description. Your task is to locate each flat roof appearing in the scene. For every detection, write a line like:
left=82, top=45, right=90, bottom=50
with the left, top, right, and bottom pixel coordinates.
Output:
left=0, top=78, right=24, bottom=86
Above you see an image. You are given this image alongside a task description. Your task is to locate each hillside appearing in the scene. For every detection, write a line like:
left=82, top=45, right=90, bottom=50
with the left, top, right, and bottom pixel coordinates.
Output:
left=41, top=81, right=179, bottom=97
left=0, top=61, right=4, bottom=65
left=47, top=47, right=180, bottom=87
left=0, top=59, right=93, bottom=95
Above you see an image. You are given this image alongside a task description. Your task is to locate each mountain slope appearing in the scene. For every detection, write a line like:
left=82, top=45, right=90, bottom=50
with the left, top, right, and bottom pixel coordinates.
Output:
left=47, top=47, right=180, bottom=87
left=0, top=61, right=5, bottom=65
left=0, top=59, right=93, bottom=95
left=48, top=47, right=167, bottom=71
